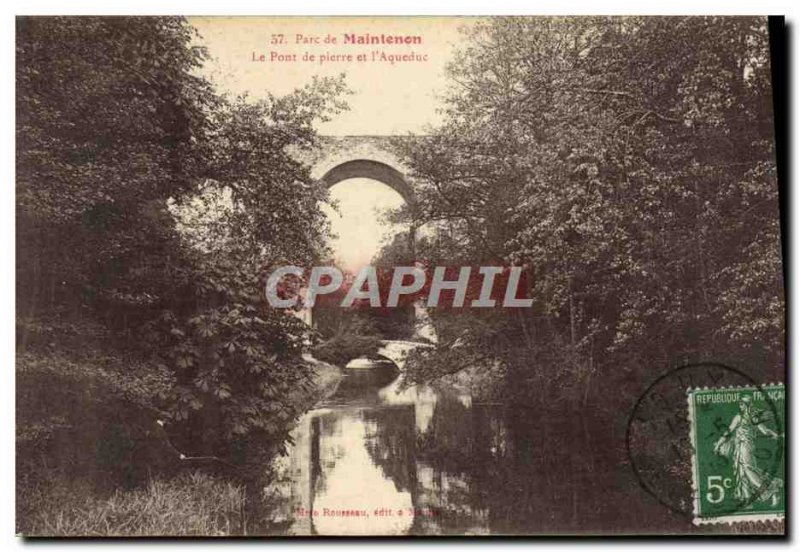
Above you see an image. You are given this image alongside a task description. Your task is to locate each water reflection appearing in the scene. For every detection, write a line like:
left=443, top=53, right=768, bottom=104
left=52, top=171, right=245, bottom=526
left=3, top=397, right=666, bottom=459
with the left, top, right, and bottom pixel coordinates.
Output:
left=311, top=407, right=414, bottom=535
left=261, top=359, right=679, bottom=536
left=265, top=367, right=498, bottom=535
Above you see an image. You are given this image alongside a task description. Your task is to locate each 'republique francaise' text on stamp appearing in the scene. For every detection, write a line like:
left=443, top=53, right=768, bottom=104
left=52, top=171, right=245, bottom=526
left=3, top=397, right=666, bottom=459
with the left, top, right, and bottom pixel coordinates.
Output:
left=688, top=384, right=785, bottom=525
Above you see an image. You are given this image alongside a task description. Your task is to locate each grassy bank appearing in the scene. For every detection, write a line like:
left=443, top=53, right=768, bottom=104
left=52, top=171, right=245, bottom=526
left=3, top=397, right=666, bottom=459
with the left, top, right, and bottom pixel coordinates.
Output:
left=17, top=355, right=342, bottom=537
left=18, top=471, right=245, bottom=537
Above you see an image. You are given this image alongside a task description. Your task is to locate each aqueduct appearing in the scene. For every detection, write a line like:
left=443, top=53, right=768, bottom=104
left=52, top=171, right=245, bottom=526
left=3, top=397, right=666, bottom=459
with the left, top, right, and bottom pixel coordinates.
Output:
left=294, top=135, right=436, bottom=345
left=297, top=135, right=416, bottom=201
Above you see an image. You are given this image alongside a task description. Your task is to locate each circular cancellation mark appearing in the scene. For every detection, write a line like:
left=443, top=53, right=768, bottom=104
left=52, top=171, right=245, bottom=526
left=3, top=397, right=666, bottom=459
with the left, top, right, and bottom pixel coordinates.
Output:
left=625, top=362, right=784, bottom=520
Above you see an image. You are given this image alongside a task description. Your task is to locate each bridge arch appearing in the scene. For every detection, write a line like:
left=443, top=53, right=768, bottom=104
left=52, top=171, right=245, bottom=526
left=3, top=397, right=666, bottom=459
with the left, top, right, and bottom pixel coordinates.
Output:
left=293, top=136, right=436, bottom=344
left=319, top=159, right=416, bottom=207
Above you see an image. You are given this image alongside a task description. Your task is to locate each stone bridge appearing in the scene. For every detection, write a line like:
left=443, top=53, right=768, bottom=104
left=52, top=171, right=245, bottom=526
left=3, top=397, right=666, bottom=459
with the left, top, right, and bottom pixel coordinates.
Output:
left=293, top=135, right=437, bottom=344
left=295, top=135, right=418, bottom=204
left=377, top=339, right=435, bottom=370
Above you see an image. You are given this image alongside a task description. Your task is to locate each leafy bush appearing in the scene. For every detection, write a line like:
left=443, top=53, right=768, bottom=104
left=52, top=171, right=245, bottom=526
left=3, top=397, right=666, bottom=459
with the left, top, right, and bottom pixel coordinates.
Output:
left=16, top=315, right=180, bottom=489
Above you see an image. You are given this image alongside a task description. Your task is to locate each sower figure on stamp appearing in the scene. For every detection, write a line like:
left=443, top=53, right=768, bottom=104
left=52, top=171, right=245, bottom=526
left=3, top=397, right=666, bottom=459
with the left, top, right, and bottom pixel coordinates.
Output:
left=713, top=396, right=783, bottom=507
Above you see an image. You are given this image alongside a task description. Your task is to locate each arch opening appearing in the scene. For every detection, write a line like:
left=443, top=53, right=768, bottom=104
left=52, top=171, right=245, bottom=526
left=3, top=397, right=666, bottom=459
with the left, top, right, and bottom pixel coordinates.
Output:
left=300, top=156, right=436, bottom=344
left=322, top=177, right=407, bottom=274
left=320, top=159, right=415, bottom=207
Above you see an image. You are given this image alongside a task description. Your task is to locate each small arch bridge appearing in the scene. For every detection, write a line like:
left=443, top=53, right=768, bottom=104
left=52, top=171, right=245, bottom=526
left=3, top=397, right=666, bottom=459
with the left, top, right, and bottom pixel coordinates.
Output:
left=377, top=340, right=434, bottom=370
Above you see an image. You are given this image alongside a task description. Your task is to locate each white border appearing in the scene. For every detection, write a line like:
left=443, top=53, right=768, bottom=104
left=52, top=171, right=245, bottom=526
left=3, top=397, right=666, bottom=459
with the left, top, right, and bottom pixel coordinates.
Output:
left=3, top=2, right=798, bottom=551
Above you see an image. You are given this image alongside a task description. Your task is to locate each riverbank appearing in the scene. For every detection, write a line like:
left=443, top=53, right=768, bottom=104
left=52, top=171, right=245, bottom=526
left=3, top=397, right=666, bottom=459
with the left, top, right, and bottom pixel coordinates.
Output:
left=17, top=354, right=344, bottom=537
left=297, top=354, right=344, bottom=407
left=18, top=471, right=245, bottom=537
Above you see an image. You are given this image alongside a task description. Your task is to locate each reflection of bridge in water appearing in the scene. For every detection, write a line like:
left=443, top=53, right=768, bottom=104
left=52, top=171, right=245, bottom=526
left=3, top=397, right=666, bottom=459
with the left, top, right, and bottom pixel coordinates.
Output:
left=261, top=138, right=504, bottom=535
left=265, top=373, right=505, bottom=536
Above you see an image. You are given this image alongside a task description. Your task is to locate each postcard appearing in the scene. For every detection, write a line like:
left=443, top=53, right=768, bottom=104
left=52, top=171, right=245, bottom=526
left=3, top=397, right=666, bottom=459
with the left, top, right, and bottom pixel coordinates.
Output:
left=16, top=15, right=785, bottom=536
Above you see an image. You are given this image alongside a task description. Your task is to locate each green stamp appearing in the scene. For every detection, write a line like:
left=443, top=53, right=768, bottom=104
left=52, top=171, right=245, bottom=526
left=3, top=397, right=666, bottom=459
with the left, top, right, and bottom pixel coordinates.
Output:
left=688, top=384, right=785, bottom=524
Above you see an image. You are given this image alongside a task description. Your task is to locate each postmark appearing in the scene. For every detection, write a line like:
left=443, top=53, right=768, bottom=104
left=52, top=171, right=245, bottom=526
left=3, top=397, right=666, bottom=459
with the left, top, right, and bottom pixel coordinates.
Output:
left=688, top=383, right=785, bottom=524
left=626, top=361, right=784, bottom=532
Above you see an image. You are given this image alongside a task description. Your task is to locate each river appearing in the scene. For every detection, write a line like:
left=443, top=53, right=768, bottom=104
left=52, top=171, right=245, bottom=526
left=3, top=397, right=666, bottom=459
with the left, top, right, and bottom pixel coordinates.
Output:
left=253, top=360, right=654, bottom=536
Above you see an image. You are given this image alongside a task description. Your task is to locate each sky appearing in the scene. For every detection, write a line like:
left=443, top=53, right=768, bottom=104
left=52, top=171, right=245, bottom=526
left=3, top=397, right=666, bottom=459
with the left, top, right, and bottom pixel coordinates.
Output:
left=188, top=16, right=473, bottom=135
left=188, top=17, right=473, bottom=269
left=321, top=179, right=406, bottom=271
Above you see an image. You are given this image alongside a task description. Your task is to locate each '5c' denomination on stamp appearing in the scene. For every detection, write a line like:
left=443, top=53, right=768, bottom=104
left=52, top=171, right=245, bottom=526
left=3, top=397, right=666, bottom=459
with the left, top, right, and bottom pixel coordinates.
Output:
left=688, top=384, right=785, bottom=525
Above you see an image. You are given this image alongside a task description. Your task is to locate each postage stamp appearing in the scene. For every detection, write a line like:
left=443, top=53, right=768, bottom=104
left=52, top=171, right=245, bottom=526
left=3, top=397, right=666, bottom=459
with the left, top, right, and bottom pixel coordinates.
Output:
left=688, top=384, right=785, bottom=524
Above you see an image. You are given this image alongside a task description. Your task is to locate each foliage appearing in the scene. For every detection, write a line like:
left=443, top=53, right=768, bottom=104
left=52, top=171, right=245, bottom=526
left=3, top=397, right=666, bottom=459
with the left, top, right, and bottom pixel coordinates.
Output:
left=145, top=85, right=348, bottom=457
left=16, top=15, right=350, bottom=477
left=17, top=17, right=215, bottom=318
left=394, top=17, right=783, bottom=396
left=313, top=296, right=416, bottom=341
left=16, top=316, right=184, bottom=499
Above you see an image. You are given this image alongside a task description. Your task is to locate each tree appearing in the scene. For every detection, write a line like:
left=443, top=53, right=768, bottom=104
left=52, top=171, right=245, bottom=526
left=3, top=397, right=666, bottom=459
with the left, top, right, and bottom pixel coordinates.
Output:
left=17, top=16, right=351, bottom=472
left=159, top=83, right=349, bottom=458
left=395, top=17, right=783, bottom=400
